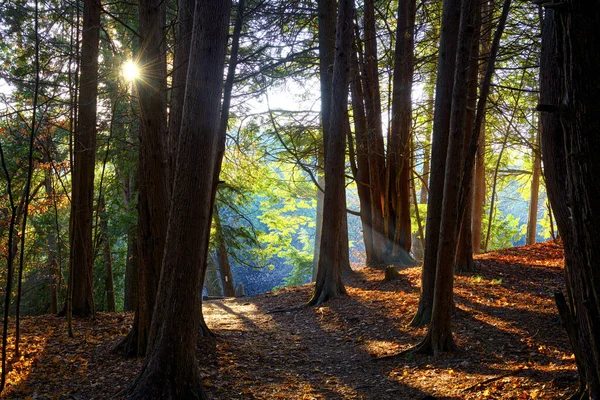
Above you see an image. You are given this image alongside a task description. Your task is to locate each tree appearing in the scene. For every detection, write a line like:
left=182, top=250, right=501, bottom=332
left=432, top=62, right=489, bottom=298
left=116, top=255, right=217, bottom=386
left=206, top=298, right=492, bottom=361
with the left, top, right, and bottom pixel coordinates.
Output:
left=410, top=0, right=461, bottom=327
left=308, top=0, right=354, bottom=306
left=455, top=0, right=481, bottom=273
left=362, top=0, right=388, bottom=265
left=418, top=0, right=477, bottom=352
left=63, top=0, right=102, bottom=318
left=314, top=0, right=352, bottom=279
left=117, top=0, right=169, bottom=356
left=214, top=207, right=235, bottom=297
left=388, top=0, right=416, bottom=260
left=99, top=196, right=116, bottom=312
left=126, top=0, right=231, bottom=396
left=526, top=117, right=541, bottom=245
left=540, top=4, right=600, bottom=397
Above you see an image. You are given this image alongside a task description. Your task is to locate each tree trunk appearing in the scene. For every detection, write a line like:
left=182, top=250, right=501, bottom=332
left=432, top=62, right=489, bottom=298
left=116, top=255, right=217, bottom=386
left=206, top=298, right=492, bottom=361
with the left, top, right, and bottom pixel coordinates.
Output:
left=204, top=257, right=222, bottom=297
left=471, top=0, right=492, bottom=255
left=123, top=173, right=138, bottom=312
left=388, top=0, right=416, bottom=262
left=44, top=155, right=59, bottom=314
left=362, top=0, right=388, bottom=264
left=540, top=4, right=600, bottom=396
left=167, top=0, right=194, bottom=183
left=64, top=0, right=101, bottom=318
left=117, top=0, right=169, bottom=356
left=526, top=117, right=541, bottom=245
left=349, top=44, right=375, bottom=264
left=410, top=0, right=461, bottom=327
left=471, top=118, right=486, bottom=254
left=99, top=197, right=115, bottom=312
left=315, top=0, right=335, bottom=279
left=312, top=172, right=324, bottom=280
left=418, top=0, right=476, bottom=354
left=214, top=207, right=235, bottom=297
left=126, top=0, right=231, bottom=397
left=455, top=0, right=481, bottom=274
left=308, top=0, right=354, bottom=306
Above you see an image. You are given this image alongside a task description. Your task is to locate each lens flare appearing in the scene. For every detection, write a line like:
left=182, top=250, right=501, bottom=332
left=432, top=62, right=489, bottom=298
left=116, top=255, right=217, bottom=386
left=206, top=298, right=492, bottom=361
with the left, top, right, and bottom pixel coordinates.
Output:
left=122, top=60, right=140, bottom=82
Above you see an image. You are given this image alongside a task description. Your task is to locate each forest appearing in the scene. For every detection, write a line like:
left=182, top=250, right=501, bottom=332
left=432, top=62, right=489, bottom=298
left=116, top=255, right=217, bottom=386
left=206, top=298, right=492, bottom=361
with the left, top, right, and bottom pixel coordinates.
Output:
left=0, top=0, right=599, bottom=398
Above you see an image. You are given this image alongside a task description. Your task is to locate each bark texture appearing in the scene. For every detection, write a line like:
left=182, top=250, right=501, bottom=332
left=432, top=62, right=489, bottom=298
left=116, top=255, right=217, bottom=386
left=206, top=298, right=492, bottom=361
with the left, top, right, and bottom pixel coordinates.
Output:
left=126, top=0, right=231, bottom=397
left=420, top=0, right=476, bottom=353
left=362, top=0, right=388, bottom=265
left=214, top=208, right=235, bottom=297
left=388, top=0, right=416, bottom=260
left=118, top=0, right=168, bottom=356
left=308, top=0, right=354, bottom=306
left=65, top=0, right=101, bottom=318
left=410, top=0, right=461, bottom=327
left=540, top=5, right=600, bottom=397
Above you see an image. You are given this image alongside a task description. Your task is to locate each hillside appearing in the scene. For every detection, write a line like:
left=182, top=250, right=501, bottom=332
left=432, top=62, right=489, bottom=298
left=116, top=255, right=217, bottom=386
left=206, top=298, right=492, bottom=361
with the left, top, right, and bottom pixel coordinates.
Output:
left=1, top=240, right=577, bottom=399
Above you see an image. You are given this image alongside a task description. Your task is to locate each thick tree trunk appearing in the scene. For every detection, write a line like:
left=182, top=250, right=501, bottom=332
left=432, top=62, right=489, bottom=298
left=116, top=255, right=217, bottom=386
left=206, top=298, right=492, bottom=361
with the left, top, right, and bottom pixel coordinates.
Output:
left=315, top=0, right=334, bottom=277
left=126, top=0, right=231, bottom=397
left=117, top=0, right=168, bottom=356
left=419, top=0, right=476, bottom=354
left=471, top=0, right=492, bottom=255
left=308, top=0, right=353, bottom=306
left=540, top=5, right=600, bottom=397
left=410, top=0, right=461, bottom=327
left=64, top=0, right=101, bottom=318
left=388, top=0, right=416, bottom=262
left=455, top=1, right=481, bottom=274
left=167, top=0, right=194, bottom=183
left=214, top=207, right=235, bottom=297
left=350, top=41, right=375, bottom=264
left=362, top=0, right=388, bottom=264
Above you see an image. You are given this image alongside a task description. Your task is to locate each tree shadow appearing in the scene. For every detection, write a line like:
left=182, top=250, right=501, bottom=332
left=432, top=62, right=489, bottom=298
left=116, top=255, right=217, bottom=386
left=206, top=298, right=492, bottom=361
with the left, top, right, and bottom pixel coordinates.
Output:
left=202, top=294, right=434, bottom=399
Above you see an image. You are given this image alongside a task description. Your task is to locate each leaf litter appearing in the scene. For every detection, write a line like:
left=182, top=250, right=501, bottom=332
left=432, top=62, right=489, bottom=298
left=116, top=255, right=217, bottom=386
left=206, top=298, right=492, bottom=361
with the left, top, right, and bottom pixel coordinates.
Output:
left=1, top=240, right=576, bottom=399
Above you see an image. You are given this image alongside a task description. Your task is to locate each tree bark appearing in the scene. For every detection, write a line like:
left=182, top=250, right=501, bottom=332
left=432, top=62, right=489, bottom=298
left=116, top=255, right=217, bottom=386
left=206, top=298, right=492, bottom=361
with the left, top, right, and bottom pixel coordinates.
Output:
left=362, top=0, right=388, bottom=265
left=123, top=173, right=138, bottom=312
left=455, top=0, right=481, bottom=274
left=526, top=117, right=541, bottom=245
left=308, top=0, right=354, bottom=306
left=312, top=172, right=325, bottom=280
left=388, top=0, right=416, bottom=261
left=204, top=257, right=222, bottom=297
left=126, top=0, right=231, bottom=397
left=418, top=0, right=476, bottom=353
left=214, top=207, right=235, bottom=297
left=117, top=0, right=169, bottom=356
left=540, top=4, right=600, bottom=396
left=410, top=0, right=461, bottom=327
left=44, top=155, right=59, bottom=314
left=64, top=0, right=101, bottom=318
left=471, top=0, right=492, bottom=255
left=99, top=197, right=116, bottom=312
left=349, top=44, right=375, bottom=264
left=167, top=0, right=194, bottom=183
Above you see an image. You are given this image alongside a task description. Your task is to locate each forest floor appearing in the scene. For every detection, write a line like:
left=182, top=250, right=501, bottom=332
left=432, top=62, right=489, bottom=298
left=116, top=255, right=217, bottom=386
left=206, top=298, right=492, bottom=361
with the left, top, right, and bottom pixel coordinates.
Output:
left=1, top=240, right=578, bottom=399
